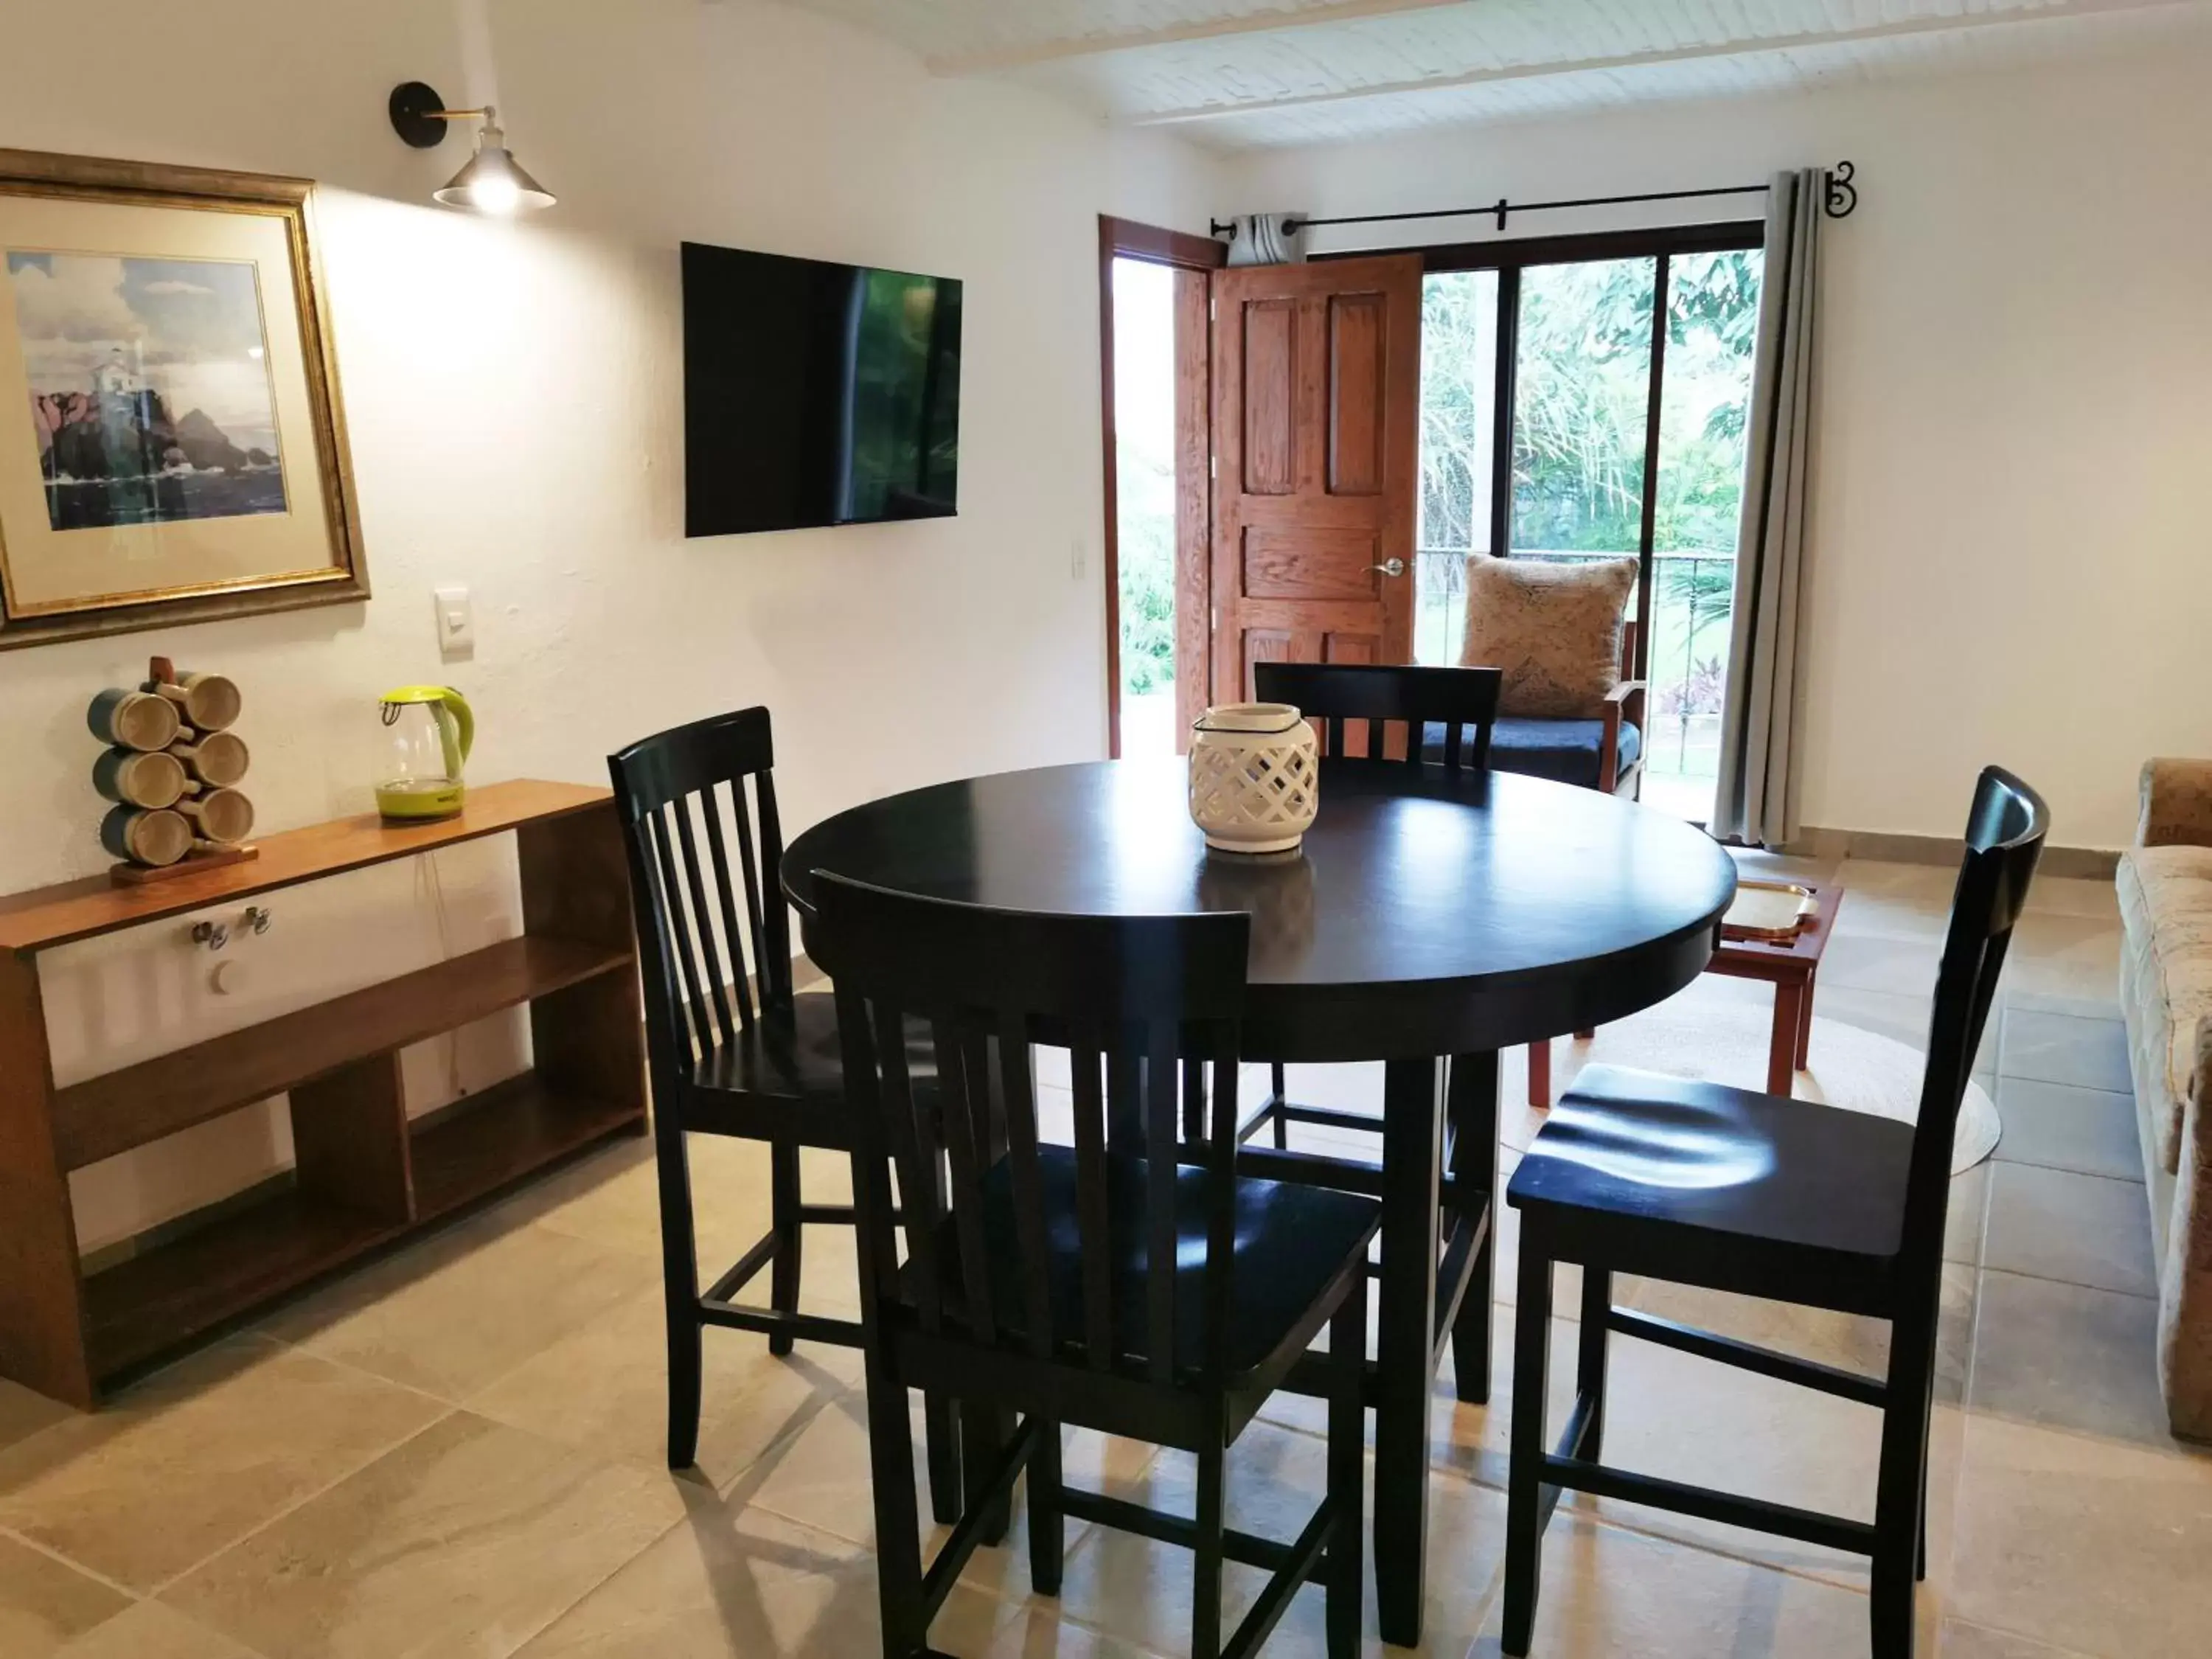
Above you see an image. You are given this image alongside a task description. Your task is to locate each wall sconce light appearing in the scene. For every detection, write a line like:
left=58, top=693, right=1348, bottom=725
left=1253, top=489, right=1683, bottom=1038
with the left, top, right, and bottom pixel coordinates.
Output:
left=388, top=81, right=556, bottom=216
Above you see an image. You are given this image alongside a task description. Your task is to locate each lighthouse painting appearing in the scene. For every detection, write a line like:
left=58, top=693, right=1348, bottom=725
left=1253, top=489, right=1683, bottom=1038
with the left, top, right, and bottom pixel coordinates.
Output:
left=8, top=252, right=287, bottom=532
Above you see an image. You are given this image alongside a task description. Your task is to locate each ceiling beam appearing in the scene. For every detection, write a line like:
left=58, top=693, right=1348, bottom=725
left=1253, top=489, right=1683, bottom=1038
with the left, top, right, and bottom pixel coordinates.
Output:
left=926, top=0, right=1472, bottom=75
left=1116, top=0, right=2197, bottom=128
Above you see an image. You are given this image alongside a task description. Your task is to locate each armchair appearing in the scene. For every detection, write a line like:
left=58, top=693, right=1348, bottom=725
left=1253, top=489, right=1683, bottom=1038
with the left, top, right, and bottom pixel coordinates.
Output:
left=1430, top=552, right=1646, bottom=799
left=1485, top=618, right=1646, bottom=798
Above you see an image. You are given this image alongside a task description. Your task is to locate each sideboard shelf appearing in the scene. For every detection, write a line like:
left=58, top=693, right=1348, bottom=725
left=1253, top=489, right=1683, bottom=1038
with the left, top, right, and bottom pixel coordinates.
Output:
left=408, top=1073, right=640, bottom=1225
left=0, top=780, right=646, bottom=1408
left=80, top=1072, right=637, bottom=1381
left=52, top=933, right=630, bottom=1171
left=83, top=1189, right=403, bottom=1381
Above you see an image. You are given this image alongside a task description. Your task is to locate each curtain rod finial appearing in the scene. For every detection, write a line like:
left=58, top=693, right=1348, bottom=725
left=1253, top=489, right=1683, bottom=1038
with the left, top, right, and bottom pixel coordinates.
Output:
left=1823, top=161, right=1858, bottom=219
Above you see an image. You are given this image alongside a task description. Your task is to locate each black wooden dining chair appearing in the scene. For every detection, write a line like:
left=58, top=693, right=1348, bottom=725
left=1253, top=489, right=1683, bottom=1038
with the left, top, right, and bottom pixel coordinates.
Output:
left=1246, top=660, right=1509, bottom=1150
left=813, top=873, right=1377, bottom=1659
left=1257, top=659, right=1502, bottom=772
left=608, top=707, right=957, bottom=1508
left=1499, top=765, right=2046, bottom=1659
left=1238, top=662, right=1511, bottom=1402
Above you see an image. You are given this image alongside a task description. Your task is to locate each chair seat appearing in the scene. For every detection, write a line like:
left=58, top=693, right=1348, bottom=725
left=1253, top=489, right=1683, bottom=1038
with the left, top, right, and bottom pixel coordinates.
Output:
left=1507, top=1063, right=1915, bottom=1307
left=687, top=992, right=936, bottom=1150
left=1422, top=717, right=1641, bottom=788
left=925, top=1145, right=1380, bottom=1384
left=689, top=988, right=847, bottom=1098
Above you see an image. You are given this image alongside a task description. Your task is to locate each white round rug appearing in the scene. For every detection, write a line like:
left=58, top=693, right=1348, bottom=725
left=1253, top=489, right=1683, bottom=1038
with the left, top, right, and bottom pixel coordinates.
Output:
left=1543, top=992, right=2000, bottom=1175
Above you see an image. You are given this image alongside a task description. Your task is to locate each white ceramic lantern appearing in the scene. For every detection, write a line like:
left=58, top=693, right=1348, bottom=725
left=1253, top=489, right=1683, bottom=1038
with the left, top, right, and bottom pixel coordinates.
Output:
left=1188, top=703, right=1320, bottom=855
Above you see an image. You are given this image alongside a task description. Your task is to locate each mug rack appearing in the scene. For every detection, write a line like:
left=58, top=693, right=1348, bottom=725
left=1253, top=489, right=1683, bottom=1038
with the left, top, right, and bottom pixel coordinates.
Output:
left=97, top=656, right=261, bottom=888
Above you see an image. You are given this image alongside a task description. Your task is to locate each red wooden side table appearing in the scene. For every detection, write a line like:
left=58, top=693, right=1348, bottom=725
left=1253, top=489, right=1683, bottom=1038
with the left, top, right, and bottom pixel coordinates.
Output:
left=1703, top=877, right=1843, bottom=1096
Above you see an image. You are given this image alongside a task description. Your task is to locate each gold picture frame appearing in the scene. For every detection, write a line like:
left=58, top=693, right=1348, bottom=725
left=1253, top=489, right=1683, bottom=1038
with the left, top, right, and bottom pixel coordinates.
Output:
left=0, top=147, right=367, bottom=650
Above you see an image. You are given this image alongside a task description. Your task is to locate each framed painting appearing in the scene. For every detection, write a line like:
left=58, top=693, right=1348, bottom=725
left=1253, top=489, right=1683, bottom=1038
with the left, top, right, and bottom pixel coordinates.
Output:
left=0, top=148, right=367, bottom=650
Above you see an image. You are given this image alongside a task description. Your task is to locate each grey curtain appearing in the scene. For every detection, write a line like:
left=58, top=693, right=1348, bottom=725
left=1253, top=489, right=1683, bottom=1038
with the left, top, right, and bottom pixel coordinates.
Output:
left=1711, top=169, right=1821, bottom=848
left=1223, top=213, right=1307, bottom=267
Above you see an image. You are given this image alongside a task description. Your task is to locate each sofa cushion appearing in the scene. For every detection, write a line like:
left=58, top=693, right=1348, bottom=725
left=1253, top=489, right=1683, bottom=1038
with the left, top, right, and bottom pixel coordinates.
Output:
left=1458, top=551, right=1637, bottom=717
left=1421, top=717, right=1642, bottom=790
left=2117, top=844, right=2212, bottom=1175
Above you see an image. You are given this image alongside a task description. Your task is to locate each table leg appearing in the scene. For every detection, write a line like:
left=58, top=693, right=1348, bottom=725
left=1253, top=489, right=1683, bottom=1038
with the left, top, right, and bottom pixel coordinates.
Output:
left=1795, top=973, right=1818, bottom=1070
left=1768, top=982, right=1804, bottom=1096
left=1376, top=1055, right=1447, bottom=1648
left=1526, top=1039, right=1550, bottom=1110
left=1448, top=1051, right=1500, bottom=1405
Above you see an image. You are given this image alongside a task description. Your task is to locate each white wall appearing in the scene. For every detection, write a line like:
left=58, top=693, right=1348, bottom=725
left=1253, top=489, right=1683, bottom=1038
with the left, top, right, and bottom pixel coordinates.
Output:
left=0, top=0, right=1222, bottom=1249
left=1220, top=49, right=2212, bottom=849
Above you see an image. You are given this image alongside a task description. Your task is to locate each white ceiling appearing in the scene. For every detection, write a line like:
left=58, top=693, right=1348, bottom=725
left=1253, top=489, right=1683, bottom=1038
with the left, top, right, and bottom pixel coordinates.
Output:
left=773, top=0, right=2212, bottom=148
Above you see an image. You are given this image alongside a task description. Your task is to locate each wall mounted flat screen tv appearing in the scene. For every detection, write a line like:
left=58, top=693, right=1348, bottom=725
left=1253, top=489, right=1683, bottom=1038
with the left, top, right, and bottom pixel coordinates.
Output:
left=682, top=241, right=962, bottom=537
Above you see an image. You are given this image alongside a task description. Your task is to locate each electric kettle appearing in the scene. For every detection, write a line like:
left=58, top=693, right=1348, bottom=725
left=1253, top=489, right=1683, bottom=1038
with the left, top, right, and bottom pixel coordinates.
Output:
left=376, top=686, right=475, bottom=821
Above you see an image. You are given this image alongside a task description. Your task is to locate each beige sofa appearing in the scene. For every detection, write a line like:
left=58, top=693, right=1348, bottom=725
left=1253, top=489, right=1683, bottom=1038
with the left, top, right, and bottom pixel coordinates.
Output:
left=2118, top=759, right=2212, bottom=1439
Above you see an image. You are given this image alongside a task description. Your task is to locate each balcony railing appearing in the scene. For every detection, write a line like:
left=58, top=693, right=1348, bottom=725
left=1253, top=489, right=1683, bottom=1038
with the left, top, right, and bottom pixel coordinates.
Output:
left=1415, top=548, right=1737, bottom=787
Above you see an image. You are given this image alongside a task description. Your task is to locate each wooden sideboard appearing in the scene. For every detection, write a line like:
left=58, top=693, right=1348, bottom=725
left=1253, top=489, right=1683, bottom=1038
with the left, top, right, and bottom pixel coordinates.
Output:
left=0, top=779, right=645, bottom=1408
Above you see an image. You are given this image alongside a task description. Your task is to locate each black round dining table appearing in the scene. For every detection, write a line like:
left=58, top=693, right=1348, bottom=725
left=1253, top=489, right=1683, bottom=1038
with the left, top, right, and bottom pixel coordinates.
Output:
left=783, top=755, right=1737, bottom=1646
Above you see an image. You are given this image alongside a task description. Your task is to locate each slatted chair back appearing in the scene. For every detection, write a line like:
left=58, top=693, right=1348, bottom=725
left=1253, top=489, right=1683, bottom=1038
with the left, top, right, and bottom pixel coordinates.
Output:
left=608, top=706, right=793, bottom=1074
left=813, top=873, right=1252, bottom=1390
left=1255, top=661, right=1502, bottom=769
left=1899, top=765, right=2048, bottom=1269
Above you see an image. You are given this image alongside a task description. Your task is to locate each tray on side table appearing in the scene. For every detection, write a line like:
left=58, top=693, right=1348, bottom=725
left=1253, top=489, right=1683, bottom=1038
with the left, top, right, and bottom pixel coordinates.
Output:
left=1704, top=875, right=1844, bottom=1096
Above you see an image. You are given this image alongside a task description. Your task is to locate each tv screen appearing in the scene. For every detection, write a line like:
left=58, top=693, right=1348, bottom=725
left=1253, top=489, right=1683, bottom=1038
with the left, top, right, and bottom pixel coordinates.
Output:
left=681, top=242, right=962, bottom=537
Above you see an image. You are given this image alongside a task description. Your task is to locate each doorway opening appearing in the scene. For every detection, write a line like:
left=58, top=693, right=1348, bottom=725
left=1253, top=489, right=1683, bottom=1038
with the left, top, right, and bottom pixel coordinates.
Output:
left=1411, top=226, right=1764, bottom=821
left=1110, top=257, right=1179, bottom=757
left=1099, top=218, right=1223, bottom=759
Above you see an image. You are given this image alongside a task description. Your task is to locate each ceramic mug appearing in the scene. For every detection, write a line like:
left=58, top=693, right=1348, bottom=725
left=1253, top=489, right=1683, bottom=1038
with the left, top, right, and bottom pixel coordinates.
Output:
left=168, top=730, right=250, bottom=787
left=144, top=671, right=241, bottom=733
left=100, top=804, right=192, bottom=866
left=93, top=747, right=187, bottom=810
left=86, top=687, right=182, bottom=753
left=175, top=787, right=254, bottom=844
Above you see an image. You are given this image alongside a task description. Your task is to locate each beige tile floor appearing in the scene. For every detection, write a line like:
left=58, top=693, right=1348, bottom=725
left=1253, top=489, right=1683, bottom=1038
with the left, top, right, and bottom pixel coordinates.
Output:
left=3, top=858, right=2206, bottom=1659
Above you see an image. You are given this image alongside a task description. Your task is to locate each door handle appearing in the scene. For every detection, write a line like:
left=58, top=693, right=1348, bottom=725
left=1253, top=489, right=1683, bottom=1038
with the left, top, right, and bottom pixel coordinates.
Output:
left=1370, top=558, right=1407, bottom=578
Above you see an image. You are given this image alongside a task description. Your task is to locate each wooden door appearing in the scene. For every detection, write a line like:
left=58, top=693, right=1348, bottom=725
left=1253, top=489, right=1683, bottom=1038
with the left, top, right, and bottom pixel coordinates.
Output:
left=1208, top=254, right=1422, bottom=729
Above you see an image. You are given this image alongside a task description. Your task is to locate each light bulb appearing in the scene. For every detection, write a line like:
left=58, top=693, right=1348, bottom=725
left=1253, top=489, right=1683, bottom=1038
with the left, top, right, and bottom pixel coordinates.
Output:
left=467, top=173, right=522, bottom=215
left=431, top=113, right=557, bottom=215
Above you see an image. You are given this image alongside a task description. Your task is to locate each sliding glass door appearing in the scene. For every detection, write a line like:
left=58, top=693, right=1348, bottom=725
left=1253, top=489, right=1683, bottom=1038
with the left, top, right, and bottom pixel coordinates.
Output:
left=1414, top=268, right=1499, bottom=663
left=1414, top=229, right=1763, bottom=821
left=1648, top=250, right=1764, bottom=815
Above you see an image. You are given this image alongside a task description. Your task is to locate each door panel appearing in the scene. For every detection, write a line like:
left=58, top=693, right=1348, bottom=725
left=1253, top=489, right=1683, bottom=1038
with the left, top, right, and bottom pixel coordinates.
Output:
left=1240, top=299, right=1298, bottom=496
left=1326, top=291, right=1387, bottom=496
left=1326, top=633, right=1378, bottom=664
left=1211, top=254, right=1422, bottom=723
left=1241, top=526, right=1383, bottom=602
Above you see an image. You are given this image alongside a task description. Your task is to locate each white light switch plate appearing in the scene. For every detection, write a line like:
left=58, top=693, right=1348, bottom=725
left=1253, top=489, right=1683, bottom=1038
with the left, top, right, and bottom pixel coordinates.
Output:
left=434, top=585, right=474, bottom=658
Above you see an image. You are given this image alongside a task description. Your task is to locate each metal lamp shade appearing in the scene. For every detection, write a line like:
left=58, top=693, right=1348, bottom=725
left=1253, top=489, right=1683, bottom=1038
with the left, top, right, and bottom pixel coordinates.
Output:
left=434, top=139, right=555, bottom=215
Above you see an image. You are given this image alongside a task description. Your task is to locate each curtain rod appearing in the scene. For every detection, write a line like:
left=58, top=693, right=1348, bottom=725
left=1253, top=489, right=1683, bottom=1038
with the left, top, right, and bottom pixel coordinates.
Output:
left=1211, top=161, right=1857, bottom=240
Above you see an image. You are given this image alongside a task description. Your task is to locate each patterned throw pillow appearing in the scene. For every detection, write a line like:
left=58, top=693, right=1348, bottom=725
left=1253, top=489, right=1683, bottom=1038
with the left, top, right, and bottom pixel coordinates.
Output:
left=1458, top=552, right=1637, bottom=718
